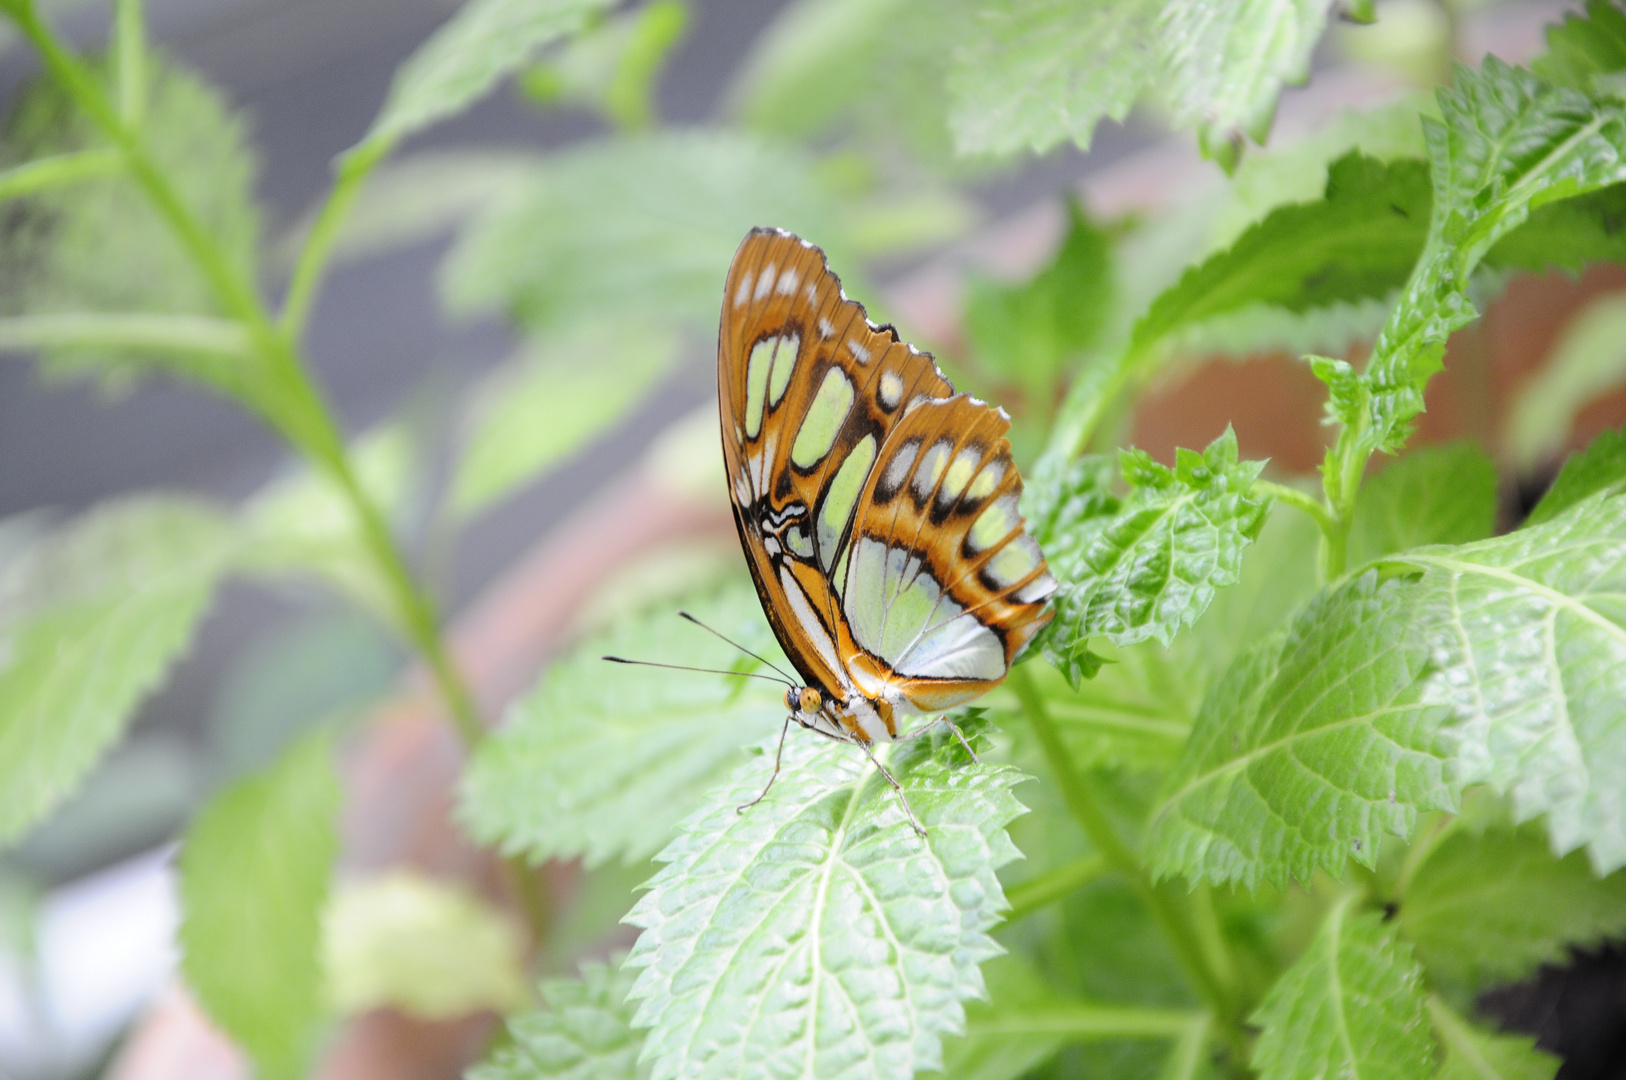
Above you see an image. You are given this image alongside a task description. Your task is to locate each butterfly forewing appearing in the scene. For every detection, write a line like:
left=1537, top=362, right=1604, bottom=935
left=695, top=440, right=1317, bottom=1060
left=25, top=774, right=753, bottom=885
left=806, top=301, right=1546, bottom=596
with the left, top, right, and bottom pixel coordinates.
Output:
left=719, top=227, right=1053, bottom=731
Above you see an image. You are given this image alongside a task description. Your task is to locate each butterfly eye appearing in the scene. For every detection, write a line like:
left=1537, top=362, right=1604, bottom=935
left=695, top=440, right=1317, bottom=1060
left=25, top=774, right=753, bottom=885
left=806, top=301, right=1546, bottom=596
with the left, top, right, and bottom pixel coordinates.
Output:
left=799, top=688, right=823, bottom=714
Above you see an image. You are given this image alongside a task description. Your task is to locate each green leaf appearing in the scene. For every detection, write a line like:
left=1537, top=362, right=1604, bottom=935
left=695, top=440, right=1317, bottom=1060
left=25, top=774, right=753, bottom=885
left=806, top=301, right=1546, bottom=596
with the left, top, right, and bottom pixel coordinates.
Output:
left=1396, top=491, right=1626, bottom=873
left=1042, top=429, right=1268, bottom=659
left=0, top=57, right=259, bottom=391
left=1348, top=59, right=1626, bottom=466
left=1399, top=818, right=1626, bottom=991
left=459, top=578, right=790, bottom=868
left=1250, top=895, right=1433, bottom=1080
left=948, top=0, right=1335, bottom=162
left=941, top=953, right=1066, bottom=1080
left=1527, top=424, right=1626, bottom=526
left=452, top=325, right=678, bottom=517
left=1532, top=0, right=1626, bottom=92
left=442, top=130, right=838, bottom=335
left=0, top=496, right=235, bottom=846
left=237, top=425, right=415, bottom=633
left=471, top=958, right=644, bottom=1080
left=1131, top=154, right=1431, bottom=357
left=963, top=200, right=1113, bottom=404
left=1506, top=292, right=1626, bottom=470
left=178, top=731, right=340, bottom=1080
left=624, top=717, right=1026, bottom=1080
left=357, top=0, right=615, bottom=153
left=323, top=870, right=528, bottom=1020
left=1348, top=443, right=1498, bottom=566
left=1427, top=998, right=1559, bottom=1080
left=1483, top=181, right=1626, bottom=274
left=521, top=0, right=689, bottom=131
left=1146, top=572, right=1454, bottom=889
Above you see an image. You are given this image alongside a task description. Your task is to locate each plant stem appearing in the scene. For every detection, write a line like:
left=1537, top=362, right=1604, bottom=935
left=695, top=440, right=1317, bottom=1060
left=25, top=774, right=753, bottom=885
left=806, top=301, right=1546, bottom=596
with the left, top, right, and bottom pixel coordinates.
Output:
left=1391, top=811, right=1460, bottom=903
left=112, top=0, right=144, bottom=126
left=1004, top=854, right=1110, bottom=923
left=0, top=149, right=122, bottom=202
left=966, top=1004, right=1204, bottom=1040
left=1008, top=666, right=1251, bottom=1065
left=1252, top=479, right=1334, bottom=536
left=279, top=139, right=390, bottom=341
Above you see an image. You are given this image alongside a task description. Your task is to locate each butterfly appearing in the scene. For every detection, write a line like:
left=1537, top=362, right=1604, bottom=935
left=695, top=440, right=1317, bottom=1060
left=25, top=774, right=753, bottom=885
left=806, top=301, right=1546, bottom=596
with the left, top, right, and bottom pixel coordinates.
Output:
left=717, top=227, right=1056, bottom=833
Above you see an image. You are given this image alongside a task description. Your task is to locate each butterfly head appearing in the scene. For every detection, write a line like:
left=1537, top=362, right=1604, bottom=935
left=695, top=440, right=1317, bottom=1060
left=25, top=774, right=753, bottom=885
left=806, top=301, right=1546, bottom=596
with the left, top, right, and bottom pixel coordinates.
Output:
left=785, top=685, right=826, bottom=717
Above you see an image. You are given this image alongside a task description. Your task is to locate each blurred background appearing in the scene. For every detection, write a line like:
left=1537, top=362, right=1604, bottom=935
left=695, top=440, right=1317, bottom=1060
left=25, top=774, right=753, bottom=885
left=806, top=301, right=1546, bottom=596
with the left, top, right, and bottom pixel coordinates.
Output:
left=1, top=0, right=1622, bottom=1077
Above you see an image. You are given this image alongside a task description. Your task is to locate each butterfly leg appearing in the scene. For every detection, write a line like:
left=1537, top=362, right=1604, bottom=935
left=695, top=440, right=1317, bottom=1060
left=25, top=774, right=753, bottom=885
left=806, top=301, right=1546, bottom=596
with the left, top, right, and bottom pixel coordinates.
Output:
left=855, top=739, right=926, bottom=838
left=895, top=717, right=982, bottom=764
left=738, top=714, right=794, bottom=814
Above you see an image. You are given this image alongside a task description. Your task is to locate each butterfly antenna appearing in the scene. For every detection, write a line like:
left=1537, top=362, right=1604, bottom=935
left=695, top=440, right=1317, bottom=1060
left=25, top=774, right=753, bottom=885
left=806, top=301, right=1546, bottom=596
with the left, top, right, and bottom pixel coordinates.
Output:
left=602, top=655, right=795, bottom=688
left=676, top=611, right=801, bottom=685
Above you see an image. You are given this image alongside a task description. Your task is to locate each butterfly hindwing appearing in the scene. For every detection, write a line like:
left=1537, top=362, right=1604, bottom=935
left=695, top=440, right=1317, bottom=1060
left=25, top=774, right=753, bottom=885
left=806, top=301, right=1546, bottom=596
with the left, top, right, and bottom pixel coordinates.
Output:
left=719, top=227, right=1053, bottom=727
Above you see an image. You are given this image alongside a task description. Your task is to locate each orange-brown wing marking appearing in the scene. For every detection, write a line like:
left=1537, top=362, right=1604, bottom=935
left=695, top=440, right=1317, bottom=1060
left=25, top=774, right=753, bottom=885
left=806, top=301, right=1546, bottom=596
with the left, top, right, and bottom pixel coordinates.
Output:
left=717, top=227, right=955, bottom=695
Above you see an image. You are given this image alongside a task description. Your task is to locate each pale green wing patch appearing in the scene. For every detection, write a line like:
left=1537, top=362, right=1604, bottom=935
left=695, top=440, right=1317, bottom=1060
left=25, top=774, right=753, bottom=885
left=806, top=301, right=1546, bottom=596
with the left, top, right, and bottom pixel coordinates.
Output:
left=791, top=366, right=855, bottom=468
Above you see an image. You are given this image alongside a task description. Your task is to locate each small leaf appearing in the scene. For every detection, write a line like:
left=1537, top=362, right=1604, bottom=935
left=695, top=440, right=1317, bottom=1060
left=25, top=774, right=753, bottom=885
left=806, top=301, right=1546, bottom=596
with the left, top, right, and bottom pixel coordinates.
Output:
left=1399, top=818, right=1626, bottom=991
left=948, top=0, right=1335, bottom=162
left=442, top=130, right=838, bottom=335
left=459, top=579, right=789, bottom=868
left=1348, top=442, right=1498, bottom=565
left=1250, top=895, right=1433, bottom=1080
left=0, top=496, right=235, bottom=846
left=1526, top=424, right=1626, bottom=526
left=323, top=870, right=528, bottom=1020
left=624, top=717, right=1026, bottom=1080
left=1532, top=0, right=1626, bottom=92
left=1347, top=59, right=1626, bottom=465
left=357, top=0, right=615, bottom=153
left=1427, top=997, right=1559, bottom=1080
left=452, top=325, right=678, bottom=516
left=520, top=0, right=689, bottom=131
left=1399, top=492, right=1626, bottom=873
left=1131, top=154, right=1431, bottom=358
left=1146, top=573, right=1454, bottom=889
left=178, top=731, right=340, bottom=1080
left=1506, top=292, right=1626, bottom=470
left=471, top=958, right=644, bottom=1080
left=963, top=200, right=1113, bottom=404
left=1043, top=429, right=1268, bottom=656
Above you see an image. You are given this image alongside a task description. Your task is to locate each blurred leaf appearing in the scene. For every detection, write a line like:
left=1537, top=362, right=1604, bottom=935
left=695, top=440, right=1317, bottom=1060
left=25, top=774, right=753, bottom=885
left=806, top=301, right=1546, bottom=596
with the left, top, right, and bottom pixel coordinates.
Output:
left=1348, top=443, right=1498, bottom=566
left=1484, top=182, right=1626, bottom=274
left=1146, top=573, right=1453, bottom=889
left=0, top=496, right=235, bottom=847
left=1526, top=424, right=1626, bottom=526
left=357, top=0, right=615, bottom=153
left=323, top=870, right=528, bottom=1020
left=1172, top=295, right=1394, bottom=363
left=1427, top=998, right=1560, bottom=1080
left=1339, top=60, right=1626, bottom=472
left=1532, top=0, right=1626, bottom=92
left=1250, top=896, right=1433, bottom=1080
left=238, top=425, right=416, bottom=634
left=471, top=958, right=644, bottom=1080
left=0, top=57, right=259, bottom=390
left=452, top=324, right=679, bottom=517
left=948, top=0, right=1336, bottom=164
left=963, top=201, right=1113, bottom=405
left=1506, top=292, right=1626, bottom=470
left=521, top=0, right=690, bottom=131
left=306, top=150, right=544, bottom=267
left=442, top=130, right=838, bottom=335
left=941, top=953, right=1067, bottom=1080
left=624, top=717, right=1025, bottom=1080
left=1401, top=491, right=1626, bottom=874
left=728, top=0, right=977, bottom=168
left=1043, top=429, right=1269, bottom=662
left=179, top=732, right=339, bottom=1080
left=1132, top=154, right=1430, bottom=359
left=1399, top=819, right=1626, bottom=991
left=459, top=578, right=789, bottom=867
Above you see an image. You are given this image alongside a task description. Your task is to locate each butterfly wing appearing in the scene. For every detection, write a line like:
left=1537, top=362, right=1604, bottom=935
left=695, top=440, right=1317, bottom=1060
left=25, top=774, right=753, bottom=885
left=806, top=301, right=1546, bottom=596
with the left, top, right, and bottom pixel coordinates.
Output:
left=718, top=226, right=1052, bottom=723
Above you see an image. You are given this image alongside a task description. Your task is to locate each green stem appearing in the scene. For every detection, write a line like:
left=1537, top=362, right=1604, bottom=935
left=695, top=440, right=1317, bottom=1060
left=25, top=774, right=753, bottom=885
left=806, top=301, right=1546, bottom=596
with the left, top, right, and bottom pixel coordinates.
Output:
left=1003, top=854, right=1110, bottom=923
left=1391, top=811, right=1460, bottom=903
left=0, top=312, right=248, bottom=356
left=113, top=0, right=144, bottom=126
left=279, top=140, right=390, bottom=341
left=966, top=1004, right=1204, bottom=1040
left=0, top=149, right=122, bottom=202
left=1008, top=667, right=1249, bottom=1064
left=1252, top=479, right=1335, bottom=536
